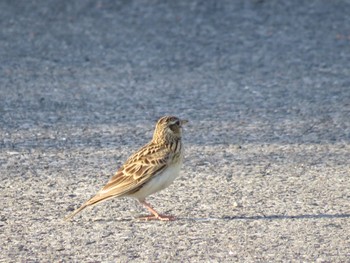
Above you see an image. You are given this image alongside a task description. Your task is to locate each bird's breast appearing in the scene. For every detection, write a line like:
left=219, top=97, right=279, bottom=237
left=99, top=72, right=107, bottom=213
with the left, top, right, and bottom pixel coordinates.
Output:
left=130, top=160, right=183, bottom=200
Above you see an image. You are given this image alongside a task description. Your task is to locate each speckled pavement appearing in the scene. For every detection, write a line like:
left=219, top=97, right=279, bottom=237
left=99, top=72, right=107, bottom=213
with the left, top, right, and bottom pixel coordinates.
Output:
left=1, top=1, right=350, bottom=262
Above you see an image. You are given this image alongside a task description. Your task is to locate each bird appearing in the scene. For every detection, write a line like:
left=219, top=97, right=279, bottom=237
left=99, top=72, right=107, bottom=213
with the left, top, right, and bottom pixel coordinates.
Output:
left=65, top=116, right=188, bottom=221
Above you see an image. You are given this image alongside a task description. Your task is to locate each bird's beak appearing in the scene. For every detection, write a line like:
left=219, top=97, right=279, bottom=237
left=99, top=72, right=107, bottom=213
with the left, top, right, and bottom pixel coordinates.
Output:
left=180, top=119, right=189, bottom=126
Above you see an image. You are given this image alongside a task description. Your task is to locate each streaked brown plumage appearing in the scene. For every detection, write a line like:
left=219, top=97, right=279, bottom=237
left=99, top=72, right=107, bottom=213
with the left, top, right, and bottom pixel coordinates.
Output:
left=65, top=116, right=188, bottom=221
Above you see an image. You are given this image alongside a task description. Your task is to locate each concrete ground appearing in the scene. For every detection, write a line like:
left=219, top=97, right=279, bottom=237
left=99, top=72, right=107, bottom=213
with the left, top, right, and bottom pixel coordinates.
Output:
left=1, top=0, right=350, bottom=262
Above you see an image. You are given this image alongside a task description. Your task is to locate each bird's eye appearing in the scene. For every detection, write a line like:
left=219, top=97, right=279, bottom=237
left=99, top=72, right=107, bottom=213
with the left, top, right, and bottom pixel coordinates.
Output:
left=168, top=119, right=180, bottom=132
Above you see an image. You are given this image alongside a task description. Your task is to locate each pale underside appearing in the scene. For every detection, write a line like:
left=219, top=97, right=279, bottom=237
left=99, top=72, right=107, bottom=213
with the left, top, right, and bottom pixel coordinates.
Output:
left=127, top=160, right=182, bottom=200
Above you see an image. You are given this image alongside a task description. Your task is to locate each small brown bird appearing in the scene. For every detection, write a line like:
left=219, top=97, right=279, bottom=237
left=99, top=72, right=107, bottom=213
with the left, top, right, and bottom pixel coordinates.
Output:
left=65, top=116, right=188, bottom=221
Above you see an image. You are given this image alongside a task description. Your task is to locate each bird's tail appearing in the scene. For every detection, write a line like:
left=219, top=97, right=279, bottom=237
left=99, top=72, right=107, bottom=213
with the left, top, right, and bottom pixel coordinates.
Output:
left=64, top=193, right=115, bottom=221
left=64, top=203, right=89, bottom=221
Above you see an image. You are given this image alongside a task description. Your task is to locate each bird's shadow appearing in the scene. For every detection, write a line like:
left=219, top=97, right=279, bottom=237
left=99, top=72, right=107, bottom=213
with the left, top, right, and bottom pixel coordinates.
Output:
left=181, top=213, right=350, bottom=222
left=89, top=213, right=350, bottom=223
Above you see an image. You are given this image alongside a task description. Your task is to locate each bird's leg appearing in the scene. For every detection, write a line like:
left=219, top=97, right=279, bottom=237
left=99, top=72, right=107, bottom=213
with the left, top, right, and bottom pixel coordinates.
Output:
left=138, top=200, right=176, bottom=221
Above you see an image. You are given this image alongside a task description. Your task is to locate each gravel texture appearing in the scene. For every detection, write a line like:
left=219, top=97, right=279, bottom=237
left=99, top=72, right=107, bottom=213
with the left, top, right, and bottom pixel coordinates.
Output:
left=1, top=0, right=350, bottom=262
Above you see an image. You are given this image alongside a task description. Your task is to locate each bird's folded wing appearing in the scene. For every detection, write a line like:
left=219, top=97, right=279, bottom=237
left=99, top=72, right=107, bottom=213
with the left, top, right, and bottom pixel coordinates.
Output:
left=86, top=143, right=170, bottom=204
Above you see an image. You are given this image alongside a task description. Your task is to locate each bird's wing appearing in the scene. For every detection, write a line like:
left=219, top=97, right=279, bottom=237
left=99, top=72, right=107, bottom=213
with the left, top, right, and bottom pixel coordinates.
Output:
left=85, top=142, right=171, bottom=205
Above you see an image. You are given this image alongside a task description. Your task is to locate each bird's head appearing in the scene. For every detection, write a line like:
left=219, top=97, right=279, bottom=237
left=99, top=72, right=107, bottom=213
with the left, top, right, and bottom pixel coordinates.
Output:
left=153, top=116, right=188, bottom=143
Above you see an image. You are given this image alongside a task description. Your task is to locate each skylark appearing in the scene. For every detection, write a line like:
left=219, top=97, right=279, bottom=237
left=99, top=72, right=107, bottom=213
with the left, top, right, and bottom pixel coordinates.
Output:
left=65, top=116, right=188, bottom=221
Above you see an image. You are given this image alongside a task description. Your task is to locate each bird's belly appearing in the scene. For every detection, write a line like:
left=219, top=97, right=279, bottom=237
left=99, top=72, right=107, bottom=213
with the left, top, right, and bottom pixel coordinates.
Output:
left=130, top=161, right=182, bottom=200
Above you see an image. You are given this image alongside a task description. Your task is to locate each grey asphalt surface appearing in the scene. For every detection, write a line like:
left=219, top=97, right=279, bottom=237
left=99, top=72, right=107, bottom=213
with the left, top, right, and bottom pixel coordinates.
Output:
left=1, top=0, right=350, bottom=262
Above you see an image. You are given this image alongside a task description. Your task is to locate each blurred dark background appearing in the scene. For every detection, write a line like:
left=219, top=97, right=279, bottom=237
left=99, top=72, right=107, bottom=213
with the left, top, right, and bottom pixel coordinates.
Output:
left=1, top=1, right=350, bottom=147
